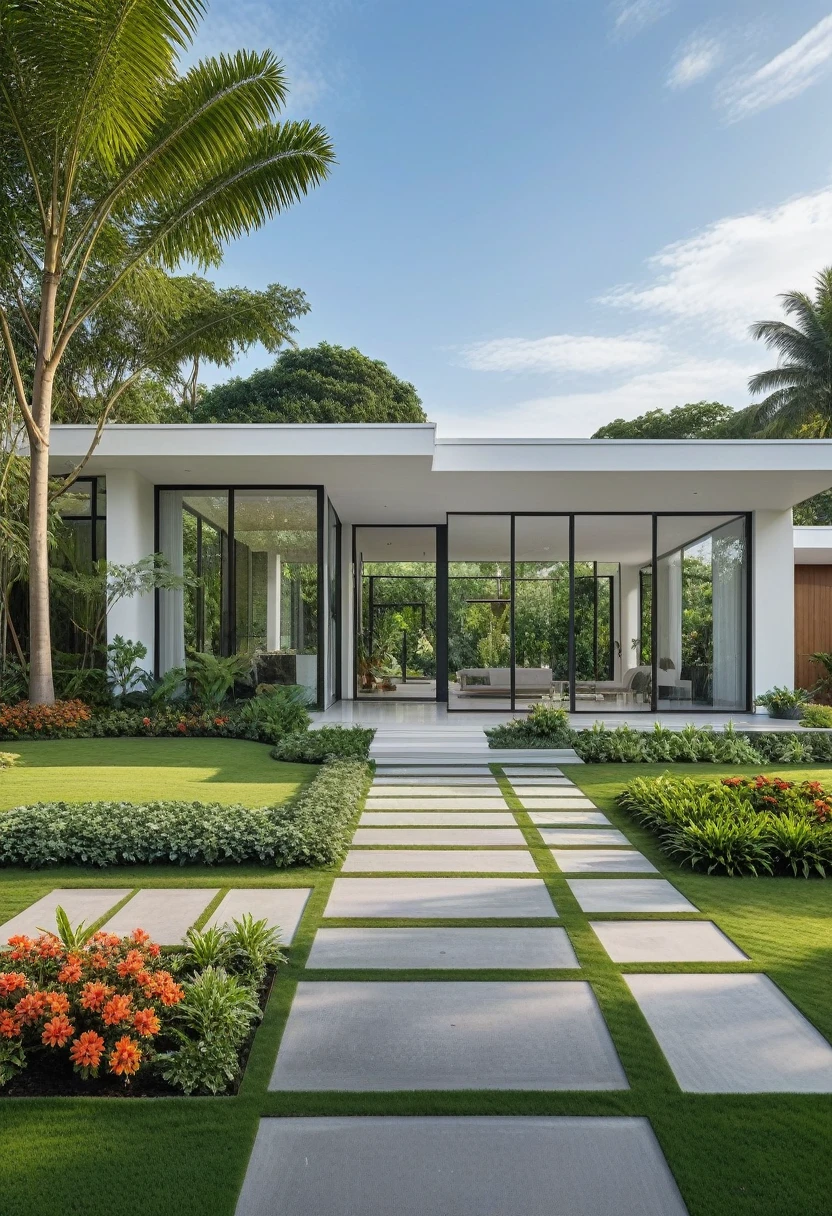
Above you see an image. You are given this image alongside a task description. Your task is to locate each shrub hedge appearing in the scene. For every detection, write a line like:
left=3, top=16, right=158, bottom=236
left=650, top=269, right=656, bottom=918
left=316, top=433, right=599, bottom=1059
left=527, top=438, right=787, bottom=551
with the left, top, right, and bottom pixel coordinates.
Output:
left=0, top=758, right=370, bottom=869
left=619, top=773, right=832, bottom=877
left=486, top=717, right=832, bottom=764
left=271, top=725, right=375, bottom=763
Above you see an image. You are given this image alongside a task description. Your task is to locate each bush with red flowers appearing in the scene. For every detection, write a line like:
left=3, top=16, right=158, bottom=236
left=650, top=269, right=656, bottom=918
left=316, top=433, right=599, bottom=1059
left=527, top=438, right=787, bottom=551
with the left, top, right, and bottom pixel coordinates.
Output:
left=0, top=700, right=91, bottom=739
left=0, top=925, right=183, bottom=1087
left=719, top=774, right=832, bottom=822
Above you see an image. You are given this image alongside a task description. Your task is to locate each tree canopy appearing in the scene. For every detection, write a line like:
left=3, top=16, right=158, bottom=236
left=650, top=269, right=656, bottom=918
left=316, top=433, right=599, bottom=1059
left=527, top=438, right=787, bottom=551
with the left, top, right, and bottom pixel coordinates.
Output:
left=592, top=401, right=738, bottom=439
left=192, top=342, right=426, bottom=424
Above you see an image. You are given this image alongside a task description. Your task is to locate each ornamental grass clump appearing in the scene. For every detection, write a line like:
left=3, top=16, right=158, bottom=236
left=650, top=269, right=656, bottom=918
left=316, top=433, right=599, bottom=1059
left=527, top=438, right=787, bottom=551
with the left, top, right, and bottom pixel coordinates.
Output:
left=619, top=773, right=832, bottom=878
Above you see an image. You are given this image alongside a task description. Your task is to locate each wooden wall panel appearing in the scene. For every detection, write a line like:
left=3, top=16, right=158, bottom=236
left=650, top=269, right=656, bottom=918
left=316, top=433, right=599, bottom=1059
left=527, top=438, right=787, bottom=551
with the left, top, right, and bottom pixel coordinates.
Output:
left=795, top=565, right=832, bottom=691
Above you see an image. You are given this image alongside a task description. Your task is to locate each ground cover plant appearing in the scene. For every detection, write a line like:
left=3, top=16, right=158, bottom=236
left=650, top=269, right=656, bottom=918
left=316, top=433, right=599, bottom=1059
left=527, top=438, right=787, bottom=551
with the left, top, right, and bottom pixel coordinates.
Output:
left=0, top=756, right=369, bottom=869
left=485, top=701, right=573, bottom=749
left=0, top=911, right=284, bottom=1097
left=271, top=725, right=375, bottom=763
left=619, top=772, right=832, bottom=876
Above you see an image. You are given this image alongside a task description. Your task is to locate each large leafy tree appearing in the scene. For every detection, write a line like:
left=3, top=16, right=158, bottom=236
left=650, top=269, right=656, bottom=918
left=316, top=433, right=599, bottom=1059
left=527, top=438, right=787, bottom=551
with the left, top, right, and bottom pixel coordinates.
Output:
left=745, top=268, right=832, bottom=437
left=0, top=0, right=334, bottom=703
left=592, top=401, right=736, bottom=439
left=192, top=341, right=426, bottom=423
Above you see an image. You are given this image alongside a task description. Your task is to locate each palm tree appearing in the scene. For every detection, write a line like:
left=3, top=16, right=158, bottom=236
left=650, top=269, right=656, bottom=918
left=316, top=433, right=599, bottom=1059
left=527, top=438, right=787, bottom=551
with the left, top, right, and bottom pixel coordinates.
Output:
left=747, top=268, right=832, bottom=437
left=0, top=0, right=334, bottom=703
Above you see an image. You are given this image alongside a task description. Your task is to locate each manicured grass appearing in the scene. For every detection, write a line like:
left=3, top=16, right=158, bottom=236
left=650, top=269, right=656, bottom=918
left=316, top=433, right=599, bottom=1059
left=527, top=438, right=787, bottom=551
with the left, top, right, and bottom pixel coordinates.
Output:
left=2, top=758, right=832, bottom=1215
left=0, top=738, right=312, bottom=811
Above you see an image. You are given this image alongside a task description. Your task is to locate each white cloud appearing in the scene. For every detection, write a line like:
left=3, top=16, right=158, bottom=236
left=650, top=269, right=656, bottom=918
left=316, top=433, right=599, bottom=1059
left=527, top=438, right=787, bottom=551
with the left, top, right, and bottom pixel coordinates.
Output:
left=611, top=0, right=674, bottom=38
left=719, top=14, right=832, bottom=121
left=667, top=35, right=723, bottom=90
left=458, top=333, right=665, bottom=374
left=600, top=187, right=832, bottom=339
left=436, top=357, right=755, bottom=438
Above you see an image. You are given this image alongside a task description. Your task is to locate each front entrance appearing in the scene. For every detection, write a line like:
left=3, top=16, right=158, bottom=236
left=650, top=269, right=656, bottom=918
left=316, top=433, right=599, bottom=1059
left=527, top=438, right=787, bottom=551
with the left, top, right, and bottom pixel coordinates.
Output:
left=354, top=526, right=438, bottom=702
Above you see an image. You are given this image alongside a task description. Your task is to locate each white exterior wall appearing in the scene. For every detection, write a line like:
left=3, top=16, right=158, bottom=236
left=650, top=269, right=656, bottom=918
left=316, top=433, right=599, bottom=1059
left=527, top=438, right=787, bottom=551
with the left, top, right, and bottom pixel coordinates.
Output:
left=341, top=524, right=354, bottom=698
left=752, top=509, right=794, bottom=704
left=618, top=564, right=641, bottom=680
left=104, top=470, right=156, bottom=673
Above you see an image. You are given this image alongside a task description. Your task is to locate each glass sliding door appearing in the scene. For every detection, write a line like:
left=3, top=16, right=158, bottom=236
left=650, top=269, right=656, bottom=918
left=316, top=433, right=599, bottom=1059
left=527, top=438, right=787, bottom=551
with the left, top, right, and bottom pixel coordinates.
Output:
left=448, top=514, right=512, bottom=710
left=513, top=515, right=570, bottom=706
left=233, top=489, right=319, bottom=701
left=325, top=500, right=340, bottom=708
left=573, top=515, right=653, bottom=710
left=655, top=515, right=748, bottom=710
left=355, top=526, right=437, bottom=700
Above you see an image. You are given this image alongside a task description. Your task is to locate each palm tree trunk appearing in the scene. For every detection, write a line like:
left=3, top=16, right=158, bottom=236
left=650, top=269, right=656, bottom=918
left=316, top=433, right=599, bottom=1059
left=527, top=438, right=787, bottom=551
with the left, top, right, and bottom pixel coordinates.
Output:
left=28, top=432, right=54, bottom=704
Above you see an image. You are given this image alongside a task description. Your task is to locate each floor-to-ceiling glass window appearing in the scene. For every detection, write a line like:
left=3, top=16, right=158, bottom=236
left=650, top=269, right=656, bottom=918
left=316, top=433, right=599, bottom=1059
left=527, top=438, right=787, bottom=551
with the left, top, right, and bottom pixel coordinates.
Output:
left=655, top=515, right=748, bottom=710
left=513, top=516, right=570, bottom=706
left=573, top=515, right=653, bottom=711
left=325, top=501, right=340, bottom=707
left=157, top=487, right=322, bottom=704
left=355, top=526, right=437, bottom=701
left=448, top=514, right=512, bottom=710
left=446, top=511, right=750, bottom=713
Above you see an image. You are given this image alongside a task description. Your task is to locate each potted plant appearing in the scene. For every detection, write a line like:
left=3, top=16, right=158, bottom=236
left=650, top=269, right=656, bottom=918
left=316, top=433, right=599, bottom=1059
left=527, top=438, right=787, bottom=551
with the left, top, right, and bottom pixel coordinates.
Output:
left=755, top=686, right=812, bottom=720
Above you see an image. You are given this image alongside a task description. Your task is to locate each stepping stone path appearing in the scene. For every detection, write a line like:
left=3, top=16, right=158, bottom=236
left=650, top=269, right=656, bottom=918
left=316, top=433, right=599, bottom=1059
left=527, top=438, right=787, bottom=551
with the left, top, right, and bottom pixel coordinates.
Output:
left=102, top=888, right=220, bottom=944
left=204, top=888, right=312, bottom=944
left=0, top=888, right=127, bottom=939
left=306, top=926, right=579, bottom=970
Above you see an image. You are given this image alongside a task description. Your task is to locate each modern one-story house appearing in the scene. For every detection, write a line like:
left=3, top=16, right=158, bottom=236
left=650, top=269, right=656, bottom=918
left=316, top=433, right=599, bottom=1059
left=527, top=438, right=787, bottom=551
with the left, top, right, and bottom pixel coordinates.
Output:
left=46, top=423, right=832, bottom=714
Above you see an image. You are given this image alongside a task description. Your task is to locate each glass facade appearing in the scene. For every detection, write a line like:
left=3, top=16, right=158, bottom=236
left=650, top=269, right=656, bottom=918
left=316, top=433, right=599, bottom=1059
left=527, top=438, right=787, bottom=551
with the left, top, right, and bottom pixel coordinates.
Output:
left=157, top=487, right=324, bottom=704
left=445, top=512, right=750, bottom=713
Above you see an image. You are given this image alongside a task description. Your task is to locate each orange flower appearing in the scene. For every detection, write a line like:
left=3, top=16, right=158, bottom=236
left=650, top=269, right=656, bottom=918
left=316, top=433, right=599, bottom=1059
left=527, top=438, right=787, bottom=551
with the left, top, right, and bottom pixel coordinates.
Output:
left=46, top=991, right=71, bottom=1015
left=14, top=991, right=47, bottom=1024
left=108, top=1035, right=142, bottom=1077
left=133, top=1007, right=161, bottom=1038
left=42, top=1014, right=75, bottom=1047
left=6, top=934, right=34, bottom=960
left=144, top=972, right=185, bottom=1006
left=90, top=951, right=109, bottom=971
left=80, top=981, right=113, bottom=1012
left=69, top=1030, right=105, bottom=1070
left=116, top=949, right=145, bottom=978
left=146, top=943, right=161, bottom=958
left=131, top=928, right=151, bottom=945
left=102, top=993, right=133, bottom=1025
left=0, top=972, right=28, bottom=997
left=135, top=969, right=153, bottom=987
left=36, top=936, right=63, bottom=960
left=0, top=1011, right=21, bottom=1039
left=57, top=960, right=83, bottom=984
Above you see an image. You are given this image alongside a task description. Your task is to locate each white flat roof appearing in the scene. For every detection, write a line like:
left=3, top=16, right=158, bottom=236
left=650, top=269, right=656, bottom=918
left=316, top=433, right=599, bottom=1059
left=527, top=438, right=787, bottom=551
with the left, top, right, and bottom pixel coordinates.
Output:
left=794, top=526, right=832, bottom=564
left=46, top=424, right=832, bottom=519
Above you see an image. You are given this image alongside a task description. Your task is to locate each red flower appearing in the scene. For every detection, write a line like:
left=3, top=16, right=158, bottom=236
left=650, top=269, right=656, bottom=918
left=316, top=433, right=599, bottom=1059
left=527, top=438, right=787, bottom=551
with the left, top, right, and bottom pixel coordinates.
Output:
left=177, top=722, right=187, bottom=733
left=42, top=1014, right=75, bottom=1047
left=142, top=717, right=151, bottom=726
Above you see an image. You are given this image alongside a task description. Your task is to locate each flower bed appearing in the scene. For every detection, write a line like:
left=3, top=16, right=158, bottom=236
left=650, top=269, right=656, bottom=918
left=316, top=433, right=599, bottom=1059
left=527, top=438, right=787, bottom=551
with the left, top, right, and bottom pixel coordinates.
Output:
left=0, top=911, right=283, bottom=1096
left=0, top=757, right=370, bottom=868
left=619, top=774, right=832, bottom=877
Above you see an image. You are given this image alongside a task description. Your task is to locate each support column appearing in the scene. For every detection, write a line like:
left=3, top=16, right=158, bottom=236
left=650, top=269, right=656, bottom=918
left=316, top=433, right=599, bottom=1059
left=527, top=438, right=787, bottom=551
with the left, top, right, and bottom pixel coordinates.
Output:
left=104, top=470, right=156, bottom=677
left=752, top=509, right=795, bottom=705
left=618, top=563, right=641, bottom=680
left=341, top=525, right=354, bottom=698
left=266, top=551, right=281, bottom=650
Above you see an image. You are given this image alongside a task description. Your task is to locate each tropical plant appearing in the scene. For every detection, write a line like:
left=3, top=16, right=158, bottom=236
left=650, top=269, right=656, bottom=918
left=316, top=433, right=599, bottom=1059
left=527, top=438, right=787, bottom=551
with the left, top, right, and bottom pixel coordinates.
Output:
left=224, top=914, right=285, bottom=985
left=186, top=651, right=252, bottom=710
left=745, top=268, right=832, bottom=436
left=809, top=652, right=832, bottom=704
left=159, top=965, right=261, bottom=1095
left=106, top=635, right=148, bottom=700
left=0, top=0, right=334, bottom=704
left=239, top=683, right=311, bottom=736
left=755, top=686, right=812, bottom=718
left=182, top=925, right=230, bottom=971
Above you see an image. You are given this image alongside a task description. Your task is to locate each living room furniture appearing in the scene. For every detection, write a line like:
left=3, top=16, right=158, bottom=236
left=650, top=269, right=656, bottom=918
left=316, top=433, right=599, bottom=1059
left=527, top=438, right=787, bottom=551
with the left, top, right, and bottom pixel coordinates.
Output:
left=457, top=667, right=553, bottom=696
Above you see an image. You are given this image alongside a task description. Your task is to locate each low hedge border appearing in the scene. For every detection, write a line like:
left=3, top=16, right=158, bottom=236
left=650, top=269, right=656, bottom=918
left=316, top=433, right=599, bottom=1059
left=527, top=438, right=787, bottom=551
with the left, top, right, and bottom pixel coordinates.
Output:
left=0, top=757, right=371, bottom=870
left=488, top=720, right=832, bottom=764
left=271, top=726, right=375, bottom=763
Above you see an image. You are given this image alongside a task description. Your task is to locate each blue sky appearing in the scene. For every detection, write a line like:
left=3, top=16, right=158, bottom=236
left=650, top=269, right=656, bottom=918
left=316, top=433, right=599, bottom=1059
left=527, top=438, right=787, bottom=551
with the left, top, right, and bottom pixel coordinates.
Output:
left=190, top=0, right=832, bottom=435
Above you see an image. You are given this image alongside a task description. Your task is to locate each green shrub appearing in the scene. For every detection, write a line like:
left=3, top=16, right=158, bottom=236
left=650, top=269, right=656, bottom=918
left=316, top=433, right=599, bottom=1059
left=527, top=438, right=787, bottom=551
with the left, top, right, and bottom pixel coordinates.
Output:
left=800, top=704, right=832, bottom=729
left=186, top=651, right=252, bottom=710
left=620, top=773, right=832, bottom=878
left=0, top=752, right=20, bottom=770
left=573, top=723, right=648, bottom=762
left=239, top=685, right=311, bottom=739
left=158, top=966, right=262, bottom=1095
left=755, top=686, right=811, bottom=718
left=486, top=702, right=574, bottom=749
left=272, top=725, right=375, bottom=762
left=0, top=758, right=369, bottom=869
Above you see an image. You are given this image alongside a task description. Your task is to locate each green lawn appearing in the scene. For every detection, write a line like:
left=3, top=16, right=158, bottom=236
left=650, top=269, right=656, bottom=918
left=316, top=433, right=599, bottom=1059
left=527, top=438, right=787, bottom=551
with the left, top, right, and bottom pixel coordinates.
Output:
left=1, top=755, right=832, bottom=1215
left=0, top=738, right=312, bottom=810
